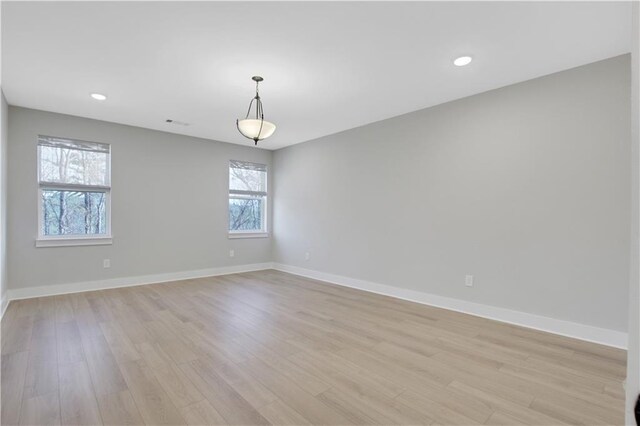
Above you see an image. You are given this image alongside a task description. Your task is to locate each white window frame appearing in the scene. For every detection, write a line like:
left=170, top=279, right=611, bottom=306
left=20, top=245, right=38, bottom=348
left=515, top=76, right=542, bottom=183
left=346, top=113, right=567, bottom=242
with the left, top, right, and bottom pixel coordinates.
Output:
left=228, top=160, right=269, bottom=239
left=36, top=136, right=112, bottom=247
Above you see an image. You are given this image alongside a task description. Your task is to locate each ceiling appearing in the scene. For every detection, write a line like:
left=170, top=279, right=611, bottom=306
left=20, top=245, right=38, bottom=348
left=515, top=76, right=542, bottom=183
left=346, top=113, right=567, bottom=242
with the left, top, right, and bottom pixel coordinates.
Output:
left=2, top=1, right=632, bottom=150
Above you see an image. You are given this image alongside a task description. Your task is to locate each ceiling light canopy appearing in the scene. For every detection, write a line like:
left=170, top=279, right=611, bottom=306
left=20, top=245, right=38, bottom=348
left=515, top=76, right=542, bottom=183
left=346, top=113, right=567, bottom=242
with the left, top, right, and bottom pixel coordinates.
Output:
left=237, top=76, right=276, bottom=146
left=90, top=93, right=107, bottom=101
left=453, top=56, right=473, bottom=67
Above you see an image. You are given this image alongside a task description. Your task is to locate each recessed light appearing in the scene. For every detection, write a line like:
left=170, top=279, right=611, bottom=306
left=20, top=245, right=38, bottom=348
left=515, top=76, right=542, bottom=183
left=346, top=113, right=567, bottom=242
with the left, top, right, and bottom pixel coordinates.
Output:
left=90, top=93, right=107, bottom=101
left=454, top=56, right=473, bottom=67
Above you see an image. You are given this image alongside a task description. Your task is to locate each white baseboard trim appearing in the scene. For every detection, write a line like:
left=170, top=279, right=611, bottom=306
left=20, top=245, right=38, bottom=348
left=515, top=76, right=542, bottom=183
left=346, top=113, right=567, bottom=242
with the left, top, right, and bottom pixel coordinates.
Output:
left=4, top=262, right=627, bottom=349
left=272, top=263, right=628, bottom=349
left=0, top=293, right=8, bottom=320
left=6, top=262, right=274, bottom=302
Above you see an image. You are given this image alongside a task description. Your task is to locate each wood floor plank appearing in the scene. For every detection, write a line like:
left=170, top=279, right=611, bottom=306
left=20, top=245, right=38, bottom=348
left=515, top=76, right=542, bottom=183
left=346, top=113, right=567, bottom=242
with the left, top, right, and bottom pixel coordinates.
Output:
left=499, top=361, right=623, bottom=409
left=114, top=316, right=153, bottom=345
left=212, top=358, right=279, bottom=409
left=238, top=355, right=350, bottom=425
left=179, top=359, right=270, bottom=425
left=396, top=390, right=480, bottom=425
left=317, top=387, right=398, bottom=425
left=58, top=361, right=103, bottom=425
left=96, top=390, right=144, bottom=426
left=73, top=296, right=106, bottom=340
left=33, top=297, right=57, bottom=323
left=1, top=270, right=626, bottom=425
left=1, top=315, right=34, bottom=355
left=238, top=339, right=331, bottom=397
left=118, top=359, right=186, bottom=425
left=372, top=340, right=459, bottom=385
left=447, top=370, right=536, bottom=407
left=12, top=299, right=40, bottom=319
left=604, top=382, right=625, bottom=400
left=447, top=380, right=571, bottom=425
left=257, top=399, right=313, bottom=426
left=136, top=342, right=204, bottom=408
left=180, top=400, right=227, bottom=426
left=484, top=411, right=528, bottom=425
left=530, top=395, right=624, bottom=425
left=1, top=351, right=29, bottom=426
left=54, top=296, right=75, bottom=324
left=318, top=382, right=437, bottom=425
left=56, top=320, right=85, bottom=366
left=23, top=335, right=58, bottom=399
left=80, top=334, right=128, bottom=396
left=287, top=349, right=403, bottom=399
left=100, top=321, right=142, bottom=363
left=19, top=393, right=61, bottom=426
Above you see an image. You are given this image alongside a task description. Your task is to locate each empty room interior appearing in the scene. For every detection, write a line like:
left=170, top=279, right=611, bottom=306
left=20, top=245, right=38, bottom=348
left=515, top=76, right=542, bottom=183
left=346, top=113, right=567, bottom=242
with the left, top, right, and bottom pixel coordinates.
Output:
left=1, top=1, right=640, bottom=425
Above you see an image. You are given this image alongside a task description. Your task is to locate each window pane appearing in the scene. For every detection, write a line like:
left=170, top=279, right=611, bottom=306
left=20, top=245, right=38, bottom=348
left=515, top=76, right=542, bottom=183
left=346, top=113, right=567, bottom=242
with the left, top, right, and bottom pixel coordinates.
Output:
left=39, top=145, right=109, bottom=186
left=42, top=190, right=107, bottom=236
left=229, top=166, right=266, bottom=193
left=229, top=198, right=264, bottom=231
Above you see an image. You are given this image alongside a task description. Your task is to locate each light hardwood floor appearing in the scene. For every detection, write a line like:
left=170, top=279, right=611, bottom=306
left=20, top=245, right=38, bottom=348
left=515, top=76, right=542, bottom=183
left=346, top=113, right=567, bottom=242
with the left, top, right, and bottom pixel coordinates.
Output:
left=1, top=270, right=626, bottom=425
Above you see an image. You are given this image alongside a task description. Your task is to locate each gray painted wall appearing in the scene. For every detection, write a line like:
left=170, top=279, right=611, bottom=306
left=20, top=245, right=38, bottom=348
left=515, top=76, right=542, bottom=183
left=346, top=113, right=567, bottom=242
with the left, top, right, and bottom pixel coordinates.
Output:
left=273, top=55, right=631, bottom=332
left=626, top=2, right=640, bottom=422
left=7, top=107, right=272, bottom=290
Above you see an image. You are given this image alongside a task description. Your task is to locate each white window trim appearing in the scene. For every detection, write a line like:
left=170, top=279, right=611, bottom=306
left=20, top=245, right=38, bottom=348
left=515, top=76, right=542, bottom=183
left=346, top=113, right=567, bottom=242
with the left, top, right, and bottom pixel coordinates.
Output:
left=228, top=231, right=269, bottom=239
left=228, top=160, right=269, bottom=237
left=36, top=137, right=113, bottom=247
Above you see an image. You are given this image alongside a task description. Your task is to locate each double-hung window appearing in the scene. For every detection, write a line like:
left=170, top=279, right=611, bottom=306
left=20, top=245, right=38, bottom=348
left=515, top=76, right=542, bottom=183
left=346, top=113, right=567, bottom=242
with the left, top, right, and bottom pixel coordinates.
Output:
left=228, top=160, right=268, bottom=237
left=37, top=135, right=112, bottom=247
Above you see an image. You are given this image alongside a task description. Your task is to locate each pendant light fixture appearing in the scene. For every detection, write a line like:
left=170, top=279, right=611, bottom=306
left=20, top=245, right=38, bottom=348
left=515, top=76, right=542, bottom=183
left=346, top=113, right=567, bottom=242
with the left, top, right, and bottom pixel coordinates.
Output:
left=236, top=76, right=276, bottom=145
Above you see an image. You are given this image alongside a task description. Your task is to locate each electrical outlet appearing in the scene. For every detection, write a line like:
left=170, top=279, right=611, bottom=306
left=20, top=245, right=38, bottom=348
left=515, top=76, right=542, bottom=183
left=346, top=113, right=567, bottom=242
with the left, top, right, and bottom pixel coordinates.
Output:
left=103, top=259, right=111, bottom=268
left=465, top=275, right=473, bottom=287
left=304, top=252, right=310, bottom=261
left=229, top=249, right=235, bottom=258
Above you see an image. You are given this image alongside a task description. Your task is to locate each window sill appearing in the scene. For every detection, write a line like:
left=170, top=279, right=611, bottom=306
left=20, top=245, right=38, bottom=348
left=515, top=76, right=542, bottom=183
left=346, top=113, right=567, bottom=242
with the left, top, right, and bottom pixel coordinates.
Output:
left=228, top=232, right=269, bottom=239
left=36, top=236, right=113, bottom=248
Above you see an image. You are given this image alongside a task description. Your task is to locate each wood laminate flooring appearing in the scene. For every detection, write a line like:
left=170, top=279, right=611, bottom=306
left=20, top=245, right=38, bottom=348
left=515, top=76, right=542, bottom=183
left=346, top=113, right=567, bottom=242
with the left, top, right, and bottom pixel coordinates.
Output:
left=1, top=270, right=626, bottom=425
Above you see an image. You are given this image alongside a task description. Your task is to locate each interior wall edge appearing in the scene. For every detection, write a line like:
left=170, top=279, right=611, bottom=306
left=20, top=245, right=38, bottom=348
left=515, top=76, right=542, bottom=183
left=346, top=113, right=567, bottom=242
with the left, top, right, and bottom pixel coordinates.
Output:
left=272, top=262, right=628, bottom=349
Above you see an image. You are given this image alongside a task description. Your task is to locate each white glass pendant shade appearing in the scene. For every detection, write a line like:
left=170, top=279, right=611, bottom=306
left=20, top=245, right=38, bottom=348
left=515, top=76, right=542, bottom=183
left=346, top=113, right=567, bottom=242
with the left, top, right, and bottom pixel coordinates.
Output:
left=237, top=118, right=276, bottom=140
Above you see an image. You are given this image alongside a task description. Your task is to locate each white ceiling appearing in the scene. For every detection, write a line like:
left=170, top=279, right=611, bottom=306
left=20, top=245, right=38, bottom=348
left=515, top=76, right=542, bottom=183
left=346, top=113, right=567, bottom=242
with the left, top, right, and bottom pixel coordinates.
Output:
left=2, top=1, right=632, bottom=150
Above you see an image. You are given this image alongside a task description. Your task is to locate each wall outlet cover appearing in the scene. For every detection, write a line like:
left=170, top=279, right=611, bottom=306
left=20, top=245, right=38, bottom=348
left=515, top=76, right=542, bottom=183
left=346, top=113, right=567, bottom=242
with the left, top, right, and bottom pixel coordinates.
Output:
left=465, top=275, right=473, bottom=287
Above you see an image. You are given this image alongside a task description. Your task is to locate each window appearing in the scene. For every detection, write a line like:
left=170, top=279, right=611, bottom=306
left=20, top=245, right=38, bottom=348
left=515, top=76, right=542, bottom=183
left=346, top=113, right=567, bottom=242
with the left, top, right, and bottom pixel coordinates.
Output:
left=229, top=160, right=268, bottom=237
left=37, top=136, right=111, bottom=246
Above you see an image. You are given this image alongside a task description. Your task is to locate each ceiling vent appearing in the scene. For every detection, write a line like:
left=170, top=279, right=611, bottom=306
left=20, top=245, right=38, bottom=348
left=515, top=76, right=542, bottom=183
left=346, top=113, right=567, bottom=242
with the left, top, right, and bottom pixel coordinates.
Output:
left=165, top=119, right=189, bottom=126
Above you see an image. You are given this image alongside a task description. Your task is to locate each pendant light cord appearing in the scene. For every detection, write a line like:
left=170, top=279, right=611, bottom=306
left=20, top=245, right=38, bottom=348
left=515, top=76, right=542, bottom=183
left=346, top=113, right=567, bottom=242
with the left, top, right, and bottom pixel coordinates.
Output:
left=243, top=80, right=264, bottom=120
